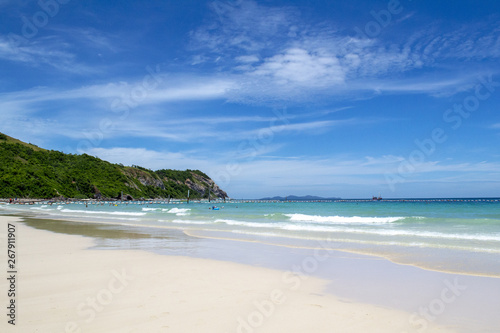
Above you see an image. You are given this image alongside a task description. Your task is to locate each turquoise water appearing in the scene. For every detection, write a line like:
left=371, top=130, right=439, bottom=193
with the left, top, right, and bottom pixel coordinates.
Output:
left=2, top=199, right=500, bottom=276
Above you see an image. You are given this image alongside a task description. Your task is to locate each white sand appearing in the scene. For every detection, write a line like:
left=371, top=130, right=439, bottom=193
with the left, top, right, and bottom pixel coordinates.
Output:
left=0, top=216, right=456, bottom=332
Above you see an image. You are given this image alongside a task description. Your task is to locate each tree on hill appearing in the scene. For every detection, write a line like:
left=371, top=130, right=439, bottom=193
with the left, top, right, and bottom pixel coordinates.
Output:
left=0, top=133, right=228, bottom=200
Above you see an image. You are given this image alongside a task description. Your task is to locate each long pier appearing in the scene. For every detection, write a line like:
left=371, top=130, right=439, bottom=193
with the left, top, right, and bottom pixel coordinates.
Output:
left=1, top=198, right=499, bottom=206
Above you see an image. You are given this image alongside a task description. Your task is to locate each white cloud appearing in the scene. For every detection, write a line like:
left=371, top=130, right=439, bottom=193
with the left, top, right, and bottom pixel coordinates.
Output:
left=191, top=0, right=295, bottom=55
left=85, top=147, right=215, bottom=172
left=258, top=119, right=361, bottom=137
left=147, top=79, right=233, bottom=102
left=0, top=35, right=95, bottom=74
left=0, top=76, right=234, bottom=113
left=49, top=27, right=118, bottom=53
left=251, top=48, right=345, bottom=86
left=18, top=140, right=500, bottom=198
left=212, top=154, right=500, bottom=197
left=235, top=55, right=259, bottom=63
left=189, top=1, right=500, bottom=103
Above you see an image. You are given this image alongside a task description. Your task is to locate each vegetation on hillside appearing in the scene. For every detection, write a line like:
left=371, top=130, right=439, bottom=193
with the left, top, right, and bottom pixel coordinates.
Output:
left=0, top=133, right=227, bottom=200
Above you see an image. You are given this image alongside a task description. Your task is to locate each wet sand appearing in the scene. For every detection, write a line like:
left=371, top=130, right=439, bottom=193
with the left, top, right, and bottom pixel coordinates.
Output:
left=0, top=215, right=461, bottom=332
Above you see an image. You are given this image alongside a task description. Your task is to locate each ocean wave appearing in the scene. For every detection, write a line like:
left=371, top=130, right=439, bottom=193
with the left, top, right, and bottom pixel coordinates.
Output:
left=29, top=206, right=53, bottom=211
left=279, top=224, right=340, bottom=232
left=214, top=219, right=277, bottom=229
left=204, top=218, right=500, bottom=242
left=277, top=223, right=500, bottom=242
left=170, top=219, right=210, bottom=225
left=142, top=207, right=161, bottom=212
left=59, top=209, right=146, bottom=216
left=284, top=213, right=404, bottom=224
left=141, top=207, right=191, bottom=215
left=363, top=229, right=500, bottom=242
left=278, top=225, right=500, bottom=242
left=162, top=208, right=191, bottom=216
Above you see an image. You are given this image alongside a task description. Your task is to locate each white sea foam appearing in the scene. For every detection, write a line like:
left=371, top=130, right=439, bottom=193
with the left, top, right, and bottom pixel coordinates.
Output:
left=170, top=219, right=209, bottom=225
left=284, top=213, right=404, bottom=224
left=279, top=224, right=339, bottom=232
left=279, top=225, right=500, bottom=242
left=214, top=219, right=277, bottom=229
left=30, top=206, right=53, bottom=211
left=162, top=208, right=191, bottom=216
left=197, top=218, right=500, bottom=243
left=142, top=207, right=160, bottom=212
left=59, top=209, right=146, bottom=216
left=363, top=229, right=500, bottom=242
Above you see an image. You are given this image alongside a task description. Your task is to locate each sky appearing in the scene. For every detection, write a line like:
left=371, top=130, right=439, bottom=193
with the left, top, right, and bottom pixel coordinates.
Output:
left=1, top=0, right=500, bottom=199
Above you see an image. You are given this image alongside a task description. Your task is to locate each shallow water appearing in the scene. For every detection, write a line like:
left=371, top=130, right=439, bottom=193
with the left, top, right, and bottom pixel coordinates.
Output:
left=3, top=199, right=500, bottom=277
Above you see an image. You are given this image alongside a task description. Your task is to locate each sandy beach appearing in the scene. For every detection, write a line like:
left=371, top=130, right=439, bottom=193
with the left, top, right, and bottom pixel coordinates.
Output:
left=0, top=215, right=462, bottom=333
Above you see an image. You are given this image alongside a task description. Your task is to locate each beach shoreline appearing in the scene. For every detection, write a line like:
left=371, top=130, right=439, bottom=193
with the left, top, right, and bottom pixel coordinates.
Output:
left=6, top=201, right=500, bottom=279
left=0, top=215, right=467, bottom=332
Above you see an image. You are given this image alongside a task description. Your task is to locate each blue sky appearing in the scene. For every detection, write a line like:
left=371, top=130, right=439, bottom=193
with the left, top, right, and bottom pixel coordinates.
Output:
left=1, top=0, right=500, bottom=198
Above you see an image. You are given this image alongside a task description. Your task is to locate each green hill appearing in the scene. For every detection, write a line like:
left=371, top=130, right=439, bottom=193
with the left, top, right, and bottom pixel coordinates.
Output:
left=0, top=133, right=228, bottom=200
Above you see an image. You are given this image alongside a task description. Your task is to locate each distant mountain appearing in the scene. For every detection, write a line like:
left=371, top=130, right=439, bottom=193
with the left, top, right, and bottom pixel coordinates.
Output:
left=259, top=195, right=340, bottom=201
left=0, top=132, right=228, bottom=200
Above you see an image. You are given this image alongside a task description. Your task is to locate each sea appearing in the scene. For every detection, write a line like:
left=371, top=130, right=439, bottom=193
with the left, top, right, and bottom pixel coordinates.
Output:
left=2, top=198, right=500, bottom=278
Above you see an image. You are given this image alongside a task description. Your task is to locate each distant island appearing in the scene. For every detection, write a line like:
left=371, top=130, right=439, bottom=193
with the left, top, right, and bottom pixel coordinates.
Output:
left=259, top=195, right=341, bottom=201
left=0, top=132, right=228, bottom=200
